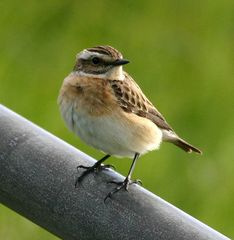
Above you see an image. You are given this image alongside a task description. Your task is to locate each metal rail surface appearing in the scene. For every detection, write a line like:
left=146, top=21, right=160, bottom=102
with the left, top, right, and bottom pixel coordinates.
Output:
left=0, top=105, right=230, bottom=240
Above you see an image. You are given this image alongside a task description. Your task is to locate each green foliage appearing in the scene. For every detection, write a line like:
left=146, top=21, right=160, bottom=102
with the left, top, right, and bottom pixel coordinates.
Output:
left=0, top=0, right=233, bottom=239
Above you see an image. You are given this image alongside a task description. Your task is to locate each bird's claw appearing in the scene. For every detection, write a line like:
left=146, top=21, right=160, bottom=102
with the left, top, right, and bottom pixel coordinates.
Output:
left=77, top=165, right=90, bottom=170
left=108, top=179, right=142, bottom=187
left=104, top=178, right=142, bottom=202
left=75, top=163, right=116, bottom=187
left=101, top=164, right=116, bottom=171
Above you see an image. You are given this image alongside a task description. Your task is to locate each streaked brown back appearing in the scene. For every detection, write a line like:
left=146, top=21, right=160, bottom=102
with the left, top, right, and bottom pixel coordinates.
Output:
left=108, top=72, right=173, bottom=131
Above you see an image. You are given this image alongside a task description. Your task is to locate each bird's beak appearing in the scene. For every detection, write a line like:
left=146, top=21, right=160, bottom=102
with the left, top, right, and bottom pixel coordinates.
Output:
left=112, top=59, right=130, bottom=66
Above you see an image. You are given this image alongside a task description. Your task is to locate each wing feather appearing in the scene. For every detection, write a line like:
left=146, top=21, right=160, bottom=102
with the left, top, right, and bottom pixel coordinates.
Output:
left=108, top=72, right=173, bottom=131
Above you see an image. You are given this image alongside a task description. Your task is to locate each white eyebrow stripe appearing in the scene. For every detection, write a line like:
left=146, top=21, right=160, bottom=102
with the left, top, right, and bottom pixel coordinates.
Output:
left=77, top=50, right=104, bottom=60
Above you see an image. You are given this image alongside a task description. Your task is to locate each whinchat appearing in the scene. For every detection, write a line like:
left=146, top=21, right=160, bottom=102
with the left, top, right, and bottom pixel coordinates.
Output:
left=58, top=45, right=202, bottom=199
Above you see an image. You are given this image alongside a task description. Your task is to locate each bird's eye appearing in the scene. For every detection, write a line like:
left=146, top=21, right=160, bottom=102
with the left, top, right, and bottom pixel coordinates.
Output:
left=92, top=57, right=100, bottom=65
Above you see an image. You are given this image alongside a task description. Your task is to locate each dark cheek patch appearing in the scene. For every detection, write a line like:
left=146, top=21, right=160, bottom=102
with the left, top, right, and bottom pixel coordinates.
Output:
left=77, top=58, right=111, bottom=74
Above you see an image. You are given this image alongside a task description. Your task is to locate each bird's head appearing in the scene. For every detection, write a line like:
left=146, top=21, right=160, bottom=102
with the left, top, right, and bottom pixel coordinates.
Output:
left=73, top=46, right=129, bottom=80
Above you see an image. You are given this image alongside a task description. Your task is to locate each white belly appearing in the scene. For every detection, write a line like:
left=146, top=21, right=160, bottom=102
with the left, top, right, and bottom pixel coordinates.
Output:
left=60, top=101, right=162, bottom=157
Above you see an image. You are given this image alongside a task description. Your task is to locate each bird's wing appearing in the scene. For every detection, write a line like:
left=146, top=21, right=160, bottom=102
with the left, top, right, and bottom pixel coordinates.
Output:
left=108, top=72, right=173, bottom=131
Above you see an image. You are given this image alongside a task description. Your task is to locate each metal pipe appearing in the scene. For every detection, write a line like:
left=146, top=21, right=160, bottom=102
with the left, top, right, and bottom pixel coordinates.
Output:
left=0, top=105, right=230, bottom=240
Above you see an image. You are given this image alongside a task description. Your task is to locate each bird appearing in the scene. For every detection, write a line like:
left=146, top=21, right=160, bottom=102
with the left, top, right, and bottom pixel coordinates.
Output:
left=58, top=45, right=202, bottom=200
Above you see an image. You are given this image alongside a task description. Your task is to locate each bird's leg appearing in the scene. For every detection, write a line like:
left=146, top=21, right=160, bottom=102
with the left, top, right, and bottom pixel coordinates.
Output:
left=75, top=154, right=112, bottom=186
left=105, top=153, right=141, bottom=202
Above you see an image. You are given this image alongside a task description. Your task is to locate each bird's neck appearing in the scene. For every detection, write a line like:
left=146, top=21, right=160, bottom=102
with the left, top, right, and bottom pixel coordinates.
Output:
left=76, top=66, right=125, bottom=81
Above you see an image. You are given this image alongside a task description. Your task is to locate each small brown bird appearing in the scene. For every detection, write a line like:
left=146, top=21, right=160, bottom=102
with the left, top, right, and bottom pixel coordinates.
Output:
left=58, top=45, right=202, bottom=199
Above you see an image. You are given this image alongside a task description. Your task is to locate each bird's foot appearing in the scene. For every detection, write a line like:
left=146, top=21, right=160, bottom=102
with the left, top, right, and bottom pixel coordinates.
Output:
left=104, top=177, right=142, bottom=202
left=75, top=163, right=115, bottom=187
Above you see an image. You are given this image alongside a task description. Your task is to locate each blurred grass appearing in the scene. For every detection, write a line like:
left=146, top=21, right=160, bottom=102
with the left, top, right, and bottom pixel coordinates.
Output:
left=0, top=0, right=234, bottom=239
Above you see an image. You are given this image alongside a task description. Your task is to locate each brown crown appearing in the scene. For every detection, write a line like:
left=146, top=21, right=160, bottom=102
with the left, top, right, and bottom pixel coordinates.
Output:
left=87, top=46, right=123, bottom=59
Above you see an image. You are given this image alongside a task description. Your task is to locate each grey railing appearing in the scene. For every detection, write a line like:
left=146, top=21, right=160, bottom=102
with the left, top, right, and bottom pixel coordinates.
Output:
left=0, top=105, right=230, bottom=240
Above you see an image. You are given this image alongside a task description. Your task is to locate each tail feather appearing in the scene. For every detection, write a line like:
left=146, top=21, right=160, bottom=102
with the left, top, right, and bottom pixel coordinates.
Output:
left=173, top=138, right=202, bottom=154
left=162, top=130, right=202, bottom=154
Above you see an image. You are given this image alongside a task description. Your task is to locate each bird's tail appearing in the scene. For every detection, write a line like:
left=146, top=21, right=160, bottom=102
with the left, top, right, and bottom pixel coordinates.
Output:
left=173, top=137, right=202, bottom=154
left=162, top=130, right=202, bottom=154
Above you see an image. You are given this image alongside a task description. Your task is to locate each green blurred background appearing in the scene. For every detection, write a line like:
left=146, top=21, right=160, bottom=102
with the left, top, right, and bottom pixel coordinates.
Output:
left=0, top=0, right=233, bottom=239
